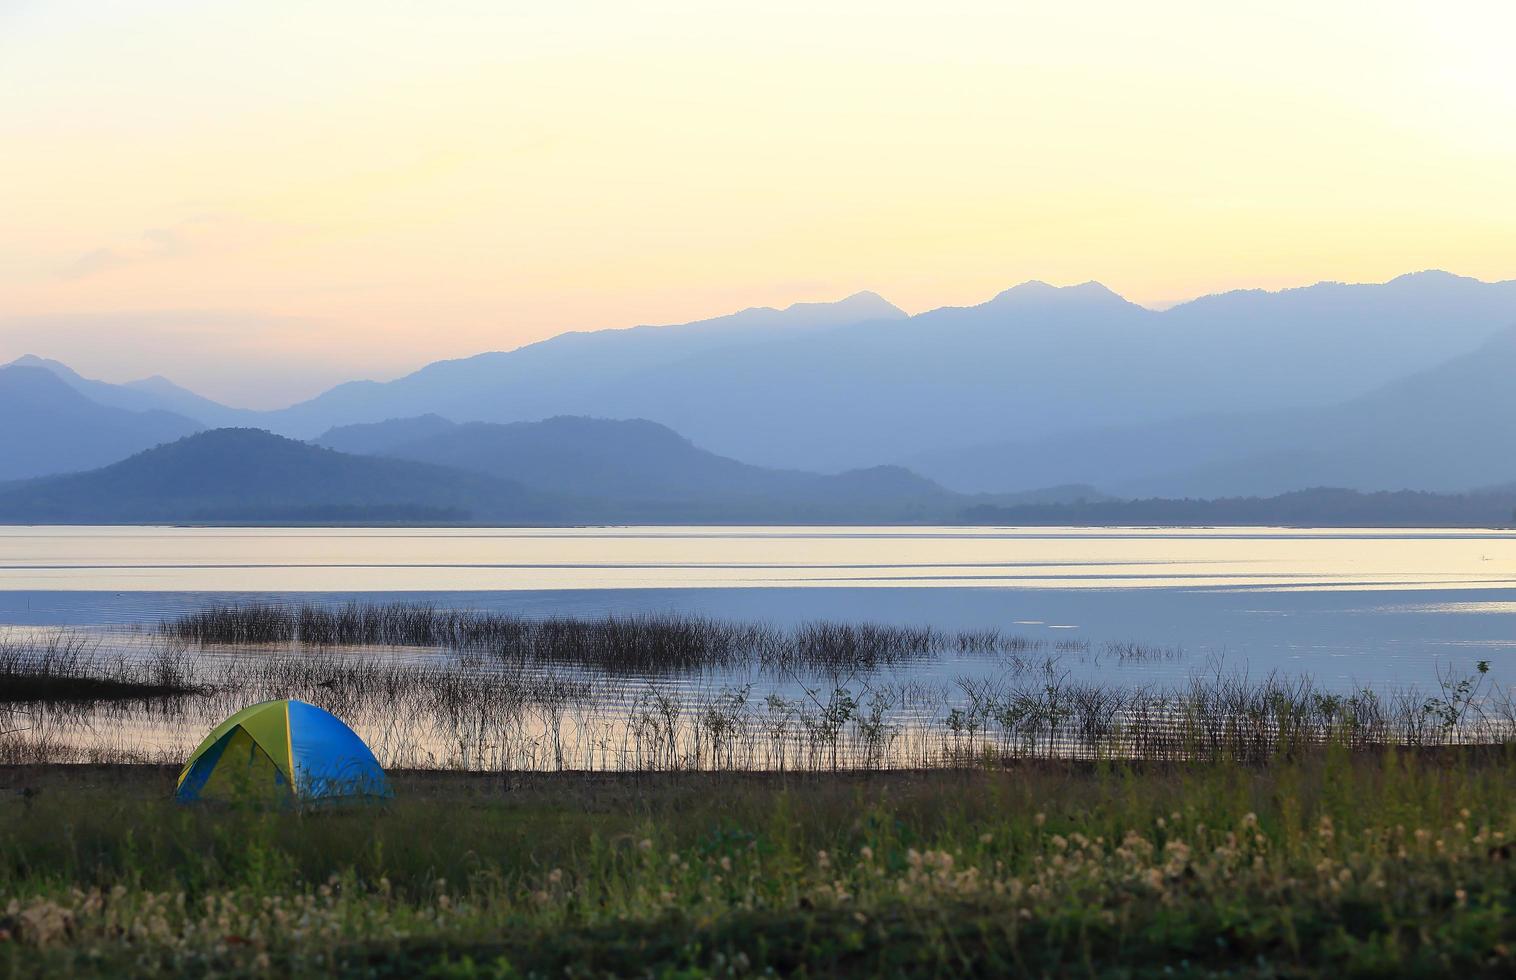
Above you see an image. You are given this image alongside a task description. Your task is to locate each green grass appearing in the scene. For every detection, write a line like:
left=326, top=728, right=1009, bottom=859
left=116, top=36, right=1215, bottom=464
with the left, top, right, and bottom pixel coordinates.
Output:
left=3, top=750, right=1516, bottom=977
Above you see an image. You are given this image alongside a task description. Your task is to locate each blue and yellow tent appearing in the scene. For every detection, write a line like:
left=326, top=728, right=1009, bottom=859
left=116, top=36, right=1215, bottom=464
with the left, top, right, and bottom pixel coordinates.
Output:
left=176, top=699, right=392, bottom=803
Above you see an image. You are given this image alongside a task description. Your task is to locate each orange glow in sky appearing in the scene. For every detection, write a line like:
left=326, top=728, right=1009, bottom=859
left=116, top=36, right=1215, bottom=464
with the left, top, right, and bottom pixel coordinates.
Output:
left=3, top=1, right=1514, bottom=405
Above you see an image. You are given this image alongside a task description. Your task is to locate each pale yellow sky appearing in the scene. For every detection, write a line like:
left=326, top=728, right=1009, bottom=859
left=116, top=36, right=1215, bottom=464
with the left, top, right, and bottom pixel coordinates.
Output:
left=3, top=1, right=1515, bottom=405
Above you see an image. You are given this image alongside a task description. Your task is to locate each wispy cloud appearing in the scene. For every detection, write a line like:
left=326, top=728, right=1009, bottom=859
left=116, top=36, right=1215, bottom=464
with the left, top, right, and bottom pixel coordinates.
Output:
left=59, top=247, right=129, bottom=280
left=59, top=227, right=186, bottom=280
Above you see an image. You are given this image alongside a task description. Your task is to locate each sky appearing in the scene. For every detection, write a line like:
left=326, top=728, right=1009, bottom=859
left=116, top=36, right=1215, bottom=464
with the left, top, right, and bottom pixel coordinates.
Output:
left=3, top=0, right=1515, bottom=407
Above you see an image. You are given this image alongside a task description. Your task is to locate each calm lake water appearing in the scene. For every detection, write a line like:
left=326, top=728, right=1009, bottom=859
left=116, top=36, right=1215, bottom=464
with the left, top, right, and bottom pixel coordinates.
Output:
left=4, top=526, right=1516, bottom=770
left=5, top=525, right=1516, bottom=593
left=3, top=525, right=1515, bottom=683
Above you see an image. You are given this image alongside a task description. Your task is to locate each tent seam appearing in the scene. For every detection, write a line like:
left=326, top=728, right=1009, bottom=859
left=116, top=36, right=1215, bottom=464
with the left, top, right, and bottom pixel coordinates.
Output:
left=285, top=701, right=296, bottom=793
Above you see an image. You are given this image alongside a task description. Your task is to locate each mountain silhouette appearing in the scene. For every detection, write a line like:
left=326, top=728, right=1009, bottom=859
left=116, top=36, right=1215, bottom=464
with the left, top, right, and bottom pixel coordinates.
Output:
left=264, top=291, right=906, bottom=437
left=961, top=487, right=1516, bottom=528
left=249, top=272, right=1516, bottom=473
left=0, top=423, right=1102, bottom=525
left=4, top=355, right=243, bottom=427
left=0, top=365, right=203, bottom=481
left=315, top=414, right=459, bottom=456
left=916, top=323, right=1516, bottom=496
left=0, top=428, right=565, bottom=524
left=14, top=271, right=1516, bottom=501
left=315, top=415, right=965, bottom=519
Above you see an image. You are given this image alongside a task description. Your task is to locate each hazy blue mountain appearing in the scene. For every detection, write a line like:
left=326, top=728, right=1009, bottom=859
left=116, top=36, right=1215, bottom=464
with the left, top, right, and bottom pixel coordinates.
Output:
left=0, top=428, right=566, bottom=524
left=315, top=415, right=961, bottom=517
left=314, top=414, right=1110, bottom=523
left=4, top=354, right=245, bottom=427
left=314, top=414, right=459, bottom=456
left=116, top=375, right=249, bottom=426
left=1134, top=324, right=1516, bottom=496
left=1154, top=270, right=1516, bottom=396
left=990, top=483, right=1109, bottom=506
left=259, top=272, right=1516, bottom=473
left=0, top=365, right=203, bottom=481
left=916, top=323, right=1516, bottom=497
left=263, top=291, right=907, bottom=436
left=0, top=422, right=1100, bottom=526
left=7, top=423, right=1501, bottom=527
left=911, top=408, right=1316, bottom=494
left=18, top=271, right=1513, bottom=499
left=320, top=415, right=798, bottom=500
left=960, top=487, right=1516, bottom=529
left=582, top=271, right=1516, bottom=471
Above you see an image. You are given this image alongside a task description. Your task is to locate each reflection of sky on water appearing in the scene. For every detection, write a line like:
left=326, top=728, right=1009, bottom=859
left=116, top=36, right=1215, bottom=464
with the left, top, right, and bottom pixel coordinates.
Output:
left=0, top=526, right=1514, bottom=691
left=1386, top=601, right=1516, bottom=615
left=1, top=525, right=1514, bottom=593
left=9, top=622, right=1515, bottom=772
left=2, top=584, right=1514, bottom=693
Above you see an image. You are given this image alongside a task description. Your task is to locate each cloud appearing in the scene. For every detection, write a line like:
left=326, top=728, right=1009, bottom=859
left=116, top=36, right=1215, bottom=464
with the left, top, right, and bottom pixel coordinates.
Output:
left=58, top=227, right=187, bottom=280
left=59, top=247, right=129, bottom=280
left=140, top=227, right=185, bottom=254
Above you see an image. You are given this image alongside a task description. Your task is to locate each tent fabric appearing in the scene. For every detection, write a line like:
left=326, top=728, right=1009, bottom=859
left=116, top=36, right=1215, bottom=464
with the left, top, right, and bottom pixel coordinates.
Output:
left=192, top=728, right=288, bottom=801
left=286, top=700, right=388, bottom=798
left=181, top=701, right=294, bottom=784
left=176, top=699, right=390, bottom=803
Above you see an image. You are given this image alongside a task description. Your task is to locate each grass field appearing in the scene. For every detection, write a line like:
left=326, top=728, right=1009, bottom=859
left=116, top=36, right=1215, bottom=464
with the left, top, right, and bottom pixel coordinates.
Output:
left=4, top=748, right=1516, bottom=977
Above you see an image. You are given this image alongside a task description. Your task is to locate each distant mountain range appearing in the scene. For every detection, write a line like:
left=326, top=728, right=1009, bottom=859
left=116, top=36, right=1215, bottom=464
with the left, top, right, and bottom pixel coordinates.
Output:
left=0, top=429, right=562, bottom=524
left=918, top=323, right=1516, bottom=496
left=263, top=290, right=910, bottom=442
left=261, top=270, right=1516, bottom=474
left=6, top=270, right=1516, bottom=515
left=6, top=354, right=242, bottom=427
left=0, top=426, right=1097, bottom=525
left=0, top=365, right=201, bottom=482
left=0, top=426, right=1500, bottom=527
left=314, top=415, right=968, bottom=520
left=961, top=487, right=1516, bottom=528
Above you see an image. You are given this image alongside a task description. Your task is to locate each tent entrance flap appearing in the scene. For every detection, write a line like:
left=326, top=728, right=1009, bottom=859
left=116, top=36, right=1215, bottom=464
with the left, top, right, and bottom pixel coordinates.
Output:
left=178, top=726, right=289, bottom=801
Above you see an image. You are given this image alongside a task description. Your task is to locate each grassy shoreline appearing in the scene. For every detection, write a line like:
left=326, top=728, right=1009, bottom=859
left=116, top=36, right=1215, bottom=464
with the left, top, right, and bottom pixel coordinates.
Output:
left=6, top=752, right=1516, bottom=977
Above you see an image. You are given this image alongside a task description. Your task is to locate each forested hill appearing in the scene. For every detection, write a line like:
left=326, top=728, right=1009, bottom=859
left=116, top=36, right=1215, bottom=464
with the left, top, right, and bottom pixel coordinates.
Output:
left=958, top=487, right=1516, bottom=528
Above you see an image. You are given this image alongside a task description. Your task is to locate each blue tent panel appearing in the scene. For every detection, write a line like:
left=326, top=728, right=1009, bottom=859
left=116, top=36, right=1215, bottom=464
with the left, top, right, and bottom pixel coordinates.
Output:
left=176, top=728, right=235, bottom=802
left=287, top=699, right=392, bottom=799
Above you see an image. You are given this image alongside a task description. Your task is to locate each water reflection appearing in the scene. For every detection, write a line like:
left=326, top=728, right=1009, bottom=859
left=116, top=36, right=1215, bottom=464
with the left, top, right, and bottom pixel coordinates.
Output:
left=2, top=525, right=1515, bottom=592
left=3, top=526, right=1516, bottom=770
left=4, top=614, right=1515, bottom=774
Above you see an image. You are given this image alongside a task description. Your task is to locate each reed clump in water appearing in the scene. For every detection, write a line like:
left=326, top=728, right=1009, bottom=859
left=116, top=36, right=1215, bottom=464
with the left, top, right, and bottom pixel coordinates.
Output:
left=1103, top=640, right=1184, bottom=662
left=6, top=602, right=1486, bottom=774
left=9, top=646, right=1516, bottom=773
left=162, top=602, right=1048, bottom=673
left=0, top=631, right=199, bottom=704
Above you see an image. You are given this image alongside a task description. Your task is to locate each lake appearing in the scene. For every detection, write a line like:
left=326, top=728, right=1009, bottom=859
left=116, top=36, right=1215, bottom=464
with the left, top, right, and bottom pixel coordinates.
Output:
left=4, top=525, right=1516, bottom=770
left=4, top=525, right=1515, bottom=682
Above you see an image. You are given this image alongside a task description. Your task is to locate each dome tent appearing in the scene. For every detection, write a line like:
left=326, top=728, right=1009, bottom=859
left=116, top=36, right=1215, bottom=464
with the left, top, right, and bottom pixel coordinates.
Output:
left=176, top=699, right=391, bottom=803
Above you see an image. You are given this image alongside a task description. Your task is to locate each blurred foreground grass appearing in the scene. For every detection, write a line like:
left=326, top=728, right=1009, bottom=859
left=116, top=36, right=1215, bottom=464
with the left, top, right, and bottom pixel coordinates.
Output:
left=3, top=749, right=1516, bottom=977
